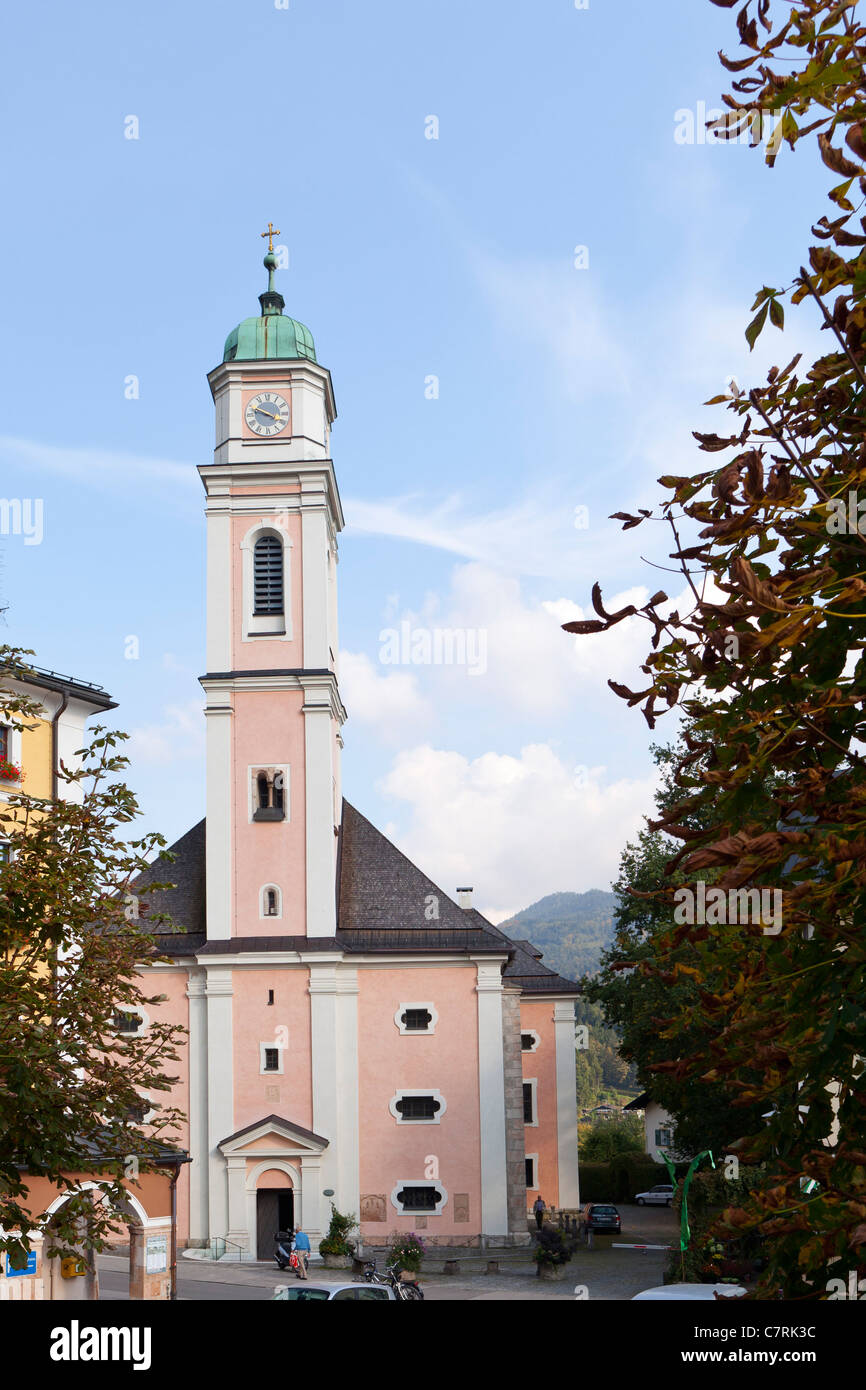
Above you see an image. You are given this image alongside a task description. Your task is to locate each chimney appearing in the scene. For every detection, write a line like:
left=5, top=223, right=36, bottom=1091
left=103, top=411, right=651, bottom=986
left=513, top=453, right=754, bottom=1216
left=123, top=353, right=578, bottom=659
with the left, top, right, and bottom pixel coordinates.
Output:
left=456, top=886, right=473, bottom=910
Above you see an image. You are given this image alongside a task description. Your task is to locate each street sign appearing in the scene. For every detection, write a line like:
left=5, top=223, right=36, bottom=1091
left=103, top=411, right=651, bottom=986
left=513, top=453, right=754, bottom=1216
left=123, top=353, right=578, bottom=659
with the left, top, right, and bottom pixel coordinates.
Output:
left=6, top=1249, right=37, bottom=1277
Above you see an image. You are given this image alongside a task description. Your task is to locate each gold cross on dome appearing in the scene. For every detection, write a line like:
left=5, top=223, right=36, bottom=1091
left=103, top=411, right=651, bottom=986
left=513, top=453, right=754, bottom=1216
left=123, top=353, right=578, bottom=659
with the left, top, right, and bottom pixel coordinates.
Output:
left=260, top=222, right=280, bottom=252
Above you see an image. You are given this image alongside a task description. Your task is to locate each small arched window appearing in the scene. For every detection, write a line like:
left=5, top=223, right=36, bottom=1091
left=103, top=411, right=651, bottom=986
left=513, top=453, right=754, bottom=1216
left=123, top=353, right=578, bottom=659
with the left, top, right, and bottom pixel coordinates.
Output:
left=253, top=534, right=284, bottom=615
left=260, top=884, right=282, bottom=919
left=272, top=771, right=284, bottom=812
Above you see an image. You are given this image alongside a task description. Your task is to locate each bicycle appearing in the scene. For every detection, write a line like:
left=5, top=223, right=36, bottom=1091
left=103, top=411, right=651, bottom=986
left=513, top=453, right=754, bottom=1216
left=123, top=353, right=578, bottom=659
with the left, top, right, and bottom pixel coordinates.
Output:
left=361, top=1258, right=424, bottom=1301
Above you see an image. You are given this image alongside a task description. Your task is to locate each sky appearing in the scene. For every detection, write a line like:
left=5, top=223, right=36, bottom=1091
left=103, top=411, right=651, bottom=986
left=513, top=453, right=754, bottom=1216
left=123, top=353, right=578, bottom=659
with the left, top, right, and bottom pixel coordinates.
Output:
left=0, top=0, right=829, bottom=921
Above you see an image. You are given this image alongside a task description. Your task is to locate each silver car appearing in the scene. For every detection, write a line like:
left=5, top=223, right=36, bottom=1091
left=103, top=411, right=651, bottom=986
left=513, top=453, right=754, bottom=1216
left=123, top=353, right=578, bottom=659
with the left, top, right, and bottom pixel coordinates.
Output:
left=634, top=1184, right=675, bottom=1207
left=273, top=1282, right=396, bottom=1301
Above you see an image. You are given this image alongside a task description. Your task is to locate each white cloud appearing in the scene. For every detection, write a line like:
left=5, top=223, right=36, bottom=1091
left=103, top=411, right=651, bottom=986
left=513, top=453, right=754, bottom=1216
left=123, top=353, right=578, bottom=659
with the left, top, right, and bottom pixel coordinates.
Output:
left=0, top=437, right=197, bottom=493
left=127, top=701, right=205, bottom=766
left=351, top=562, right=690, bottom=726
left=379, top=742, right=659, bottom=921
left=344, top=488, right=622, bottom=583
left=339, top=650, right=432, bottom=742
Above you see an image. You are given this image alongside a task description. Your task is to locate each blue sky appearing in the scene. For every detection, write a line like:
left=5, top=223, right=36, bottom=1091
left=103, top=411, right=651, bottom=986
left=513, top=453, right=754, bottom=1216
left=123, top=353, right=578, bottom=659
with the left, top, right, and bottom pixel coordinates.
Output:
left=0, top=0, right=829, bottom=919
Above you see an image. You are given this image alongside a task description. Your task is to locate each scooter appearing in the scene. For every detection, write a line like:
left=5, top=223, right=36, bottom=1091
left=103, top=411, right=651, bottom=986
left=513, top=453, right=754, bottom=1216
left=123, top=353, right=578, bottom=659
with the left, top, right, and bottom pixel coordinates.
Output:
left=274, top=1229, right=295, bottom=1271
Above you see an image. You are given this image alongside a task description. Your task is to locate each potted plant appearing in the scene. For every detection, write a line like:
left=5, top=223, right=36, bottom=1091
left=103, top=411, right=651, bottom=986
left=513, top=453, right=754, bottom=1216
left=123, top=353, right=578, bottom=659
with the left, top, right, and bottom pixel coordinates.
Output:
left=318, top=1203, right=358, bottom=1268
left=0, top=758, right=20, bottom=782
left=387, top=1230, right=426, bottom=1276
left=532, top=1226, right=574, bottom=1281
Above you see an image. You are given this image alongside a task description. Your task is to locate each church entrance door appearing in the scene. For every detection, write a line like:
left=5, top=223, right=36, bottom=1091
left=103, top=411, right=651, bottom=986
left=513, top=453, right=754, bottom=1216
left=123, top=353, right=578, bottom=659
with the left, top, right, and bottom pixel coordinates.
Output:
left=256, top=1189, right=294, bottom=1259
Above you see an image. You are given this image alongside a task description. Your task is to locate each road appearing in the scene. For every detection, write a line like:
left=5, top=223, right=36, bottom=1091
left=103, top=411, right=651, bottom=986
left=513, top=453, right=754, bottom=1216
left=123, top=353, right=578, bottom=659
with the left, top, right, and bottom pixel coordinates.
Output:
left=97, top=1204, right=678, bottom=1302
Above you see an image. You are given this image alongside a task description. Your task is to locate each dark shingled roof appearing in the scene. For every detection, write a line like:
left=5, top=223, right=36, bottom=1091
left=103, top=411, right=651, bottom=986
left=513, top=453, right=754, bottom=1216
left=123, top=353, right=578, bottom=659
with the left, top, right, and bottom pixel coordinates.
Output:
left=623, top=1092, right=649, bottom=1112
left=132, top=801, right=579, bottom=994
left=132, top=818, right=206, bottom=936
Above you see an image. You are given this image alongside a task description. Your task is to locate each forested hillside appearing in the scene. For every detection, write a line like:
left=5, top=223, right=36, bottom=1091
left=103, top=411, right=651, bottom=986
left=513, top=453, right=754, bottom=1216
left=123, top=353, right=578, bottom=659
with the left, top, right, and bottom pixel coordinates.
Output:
left=499, top=889, right=617, bottom=982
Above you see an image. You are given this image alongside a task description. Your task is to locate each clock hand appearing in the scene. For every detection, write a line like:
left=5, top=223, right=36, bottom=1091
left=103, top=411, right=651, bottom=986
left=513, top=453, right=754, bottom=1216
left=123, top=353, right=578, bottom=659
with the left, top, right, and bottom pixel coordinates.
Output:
left=256, top=407, right=281, bottom=421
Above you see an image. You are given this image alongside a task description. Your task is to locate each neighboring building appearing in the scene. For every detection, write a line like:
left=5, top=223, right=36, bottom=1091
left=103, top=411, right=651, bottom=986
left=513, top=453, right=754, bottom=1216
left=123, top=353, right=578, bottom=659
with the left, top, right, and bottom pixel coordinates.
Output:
left=0, top=665, right=190, bottom=1301
left=133, top=241, right=581, bottom=1256
left=0, top=664, right=117, bottom=822
left=623, top=1092, right=676, bottom=1162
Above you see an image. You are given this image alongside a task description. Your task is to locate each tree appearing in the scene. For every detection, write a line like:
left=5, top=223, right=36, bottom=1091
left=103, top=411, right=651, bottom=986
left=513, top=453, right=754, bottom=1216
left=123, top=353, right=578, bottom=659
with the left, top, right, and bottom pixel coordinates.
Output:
left=586, top=744, right=768, bottom=1158
left=0, top=648, right=187, bottom=1262
left=565, top=2, right=866, bottom=1295
left=579, top=1116, right=645, bottom=1162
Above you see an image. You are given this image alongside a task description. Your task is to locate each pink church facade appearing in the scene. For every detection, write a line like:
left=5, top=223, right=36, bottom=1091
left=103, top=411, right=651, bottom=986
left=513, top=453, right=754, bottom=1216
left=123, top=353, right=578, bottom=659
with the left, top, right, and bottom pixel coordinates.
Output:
left=134, top=252, right=580, bottom=1254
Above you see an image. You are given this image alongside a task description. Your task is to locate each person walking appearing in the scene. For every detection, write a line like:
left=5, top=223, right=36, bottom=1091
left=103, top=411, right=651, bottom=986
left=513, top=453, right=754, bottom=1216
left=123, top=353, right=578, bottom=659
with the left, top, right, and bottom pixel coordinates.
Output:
left=533, top=1196, right=547, bottom=1232
left=293, top=1227, right=311, bottom=1279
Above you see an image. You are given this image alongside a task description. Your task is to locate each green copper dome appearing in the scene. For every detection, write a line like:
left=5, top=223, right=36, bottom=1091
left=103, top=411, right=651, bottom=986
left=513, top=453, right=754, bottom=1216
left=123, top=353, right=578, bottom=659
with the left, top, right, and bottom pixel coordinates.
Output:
left=223, top=313, right=316, bottom=363
left=223, top=238, right=317, bottom=363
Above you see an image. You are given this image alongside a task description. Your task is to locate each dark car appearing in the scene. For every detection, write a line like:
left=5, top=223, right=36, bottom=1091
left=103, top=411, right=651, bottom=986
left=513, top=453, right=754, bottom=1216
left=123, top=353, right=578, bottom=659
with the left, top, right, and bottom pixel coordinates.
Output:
left=581, top=1203, right=622, bottom=1234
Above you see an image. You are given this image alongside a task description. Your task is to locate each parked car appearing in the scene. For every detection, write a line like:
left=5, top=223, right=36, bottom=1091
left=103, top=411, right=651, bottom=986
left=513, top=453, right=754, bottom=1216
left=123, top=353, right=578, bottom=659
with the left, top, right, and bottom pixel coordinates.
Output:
left=635, top=1184, right=675, bottom=1207
left=273, top=1282, right=396, bottom=1301
left=581, top=1203, right=622, bottom=1234
left=632, top=1283, right=746, bottom=1301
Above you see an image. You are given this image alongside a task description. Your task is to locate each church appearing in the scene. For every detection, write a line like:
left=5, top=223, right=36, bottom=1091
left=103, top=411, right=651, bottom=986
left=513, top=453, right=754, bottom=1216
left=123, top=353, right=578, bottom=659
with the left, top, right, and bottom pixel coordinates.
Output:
left=134, top=233, right=580, bottom=1256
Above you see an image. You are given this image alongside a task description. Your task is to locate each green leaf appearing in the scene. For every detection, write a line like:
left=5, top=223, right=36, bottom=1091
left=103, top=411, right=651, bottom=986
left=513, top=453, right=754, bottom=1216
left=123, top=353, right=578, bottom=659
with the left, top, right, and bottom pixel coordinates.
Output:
left=769, top=298, right=785, bottom=330
left=745, top=303, right=769, bottom=350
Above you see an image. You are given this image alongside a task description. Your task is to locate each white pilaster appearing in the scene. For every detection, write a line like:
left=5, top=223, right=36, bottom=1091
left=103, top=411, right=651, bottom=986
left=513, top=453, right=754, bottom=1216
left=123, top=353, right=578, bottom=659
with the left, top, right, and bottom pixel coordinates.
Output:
left=300, top=1156, right=323, bottom=1237
left=308, top=962, right=359, bottom=1214
left=303, top=698, right=336, bottom=937
left=475, top=960, right=509, bottom=1236
left=186, top=970, right=209, bottom=1245
left=226, top=1156, right=249, bottom=1247
left=553, top=1000, right=581, bottom=1208
left=205, top=968, right=234, bottom=1239
left=301, top=499, right=329, bottom=669
left=204, top=696, right=232, bottom=940
left=204, top=502, right=232, bottom=672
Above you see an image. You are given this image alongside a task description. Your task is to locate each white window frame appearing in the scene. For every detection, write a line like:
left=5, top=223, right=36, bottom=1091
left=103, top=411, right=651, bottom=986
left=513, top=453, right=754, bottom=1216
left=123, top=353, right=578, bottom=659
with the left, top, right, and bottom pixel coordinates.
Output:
left=389, top=1088, right=447, bottom=1126
left=260, top=884, right=283, bottom=920
left=393, top=1002, right=438, bottom=1036
left=249, top=765, right=290, bottom=823
left=390, top=1180, right=448, bottom=1216
left=241, top=522, right=293, bottom=641
left=520, top=1028, right=540, bottom=1053
left=525, top=1153, right=539, bottom=1190
left=111, top=1005, right=149, bottom=1038
left=127, top=1090, right=158, bottom=1126
left=0, top=719, right=23, bottom=795
left=259, top=1041, right=285, bottom=1076
left=523, top=1077, right=538, bottom=1128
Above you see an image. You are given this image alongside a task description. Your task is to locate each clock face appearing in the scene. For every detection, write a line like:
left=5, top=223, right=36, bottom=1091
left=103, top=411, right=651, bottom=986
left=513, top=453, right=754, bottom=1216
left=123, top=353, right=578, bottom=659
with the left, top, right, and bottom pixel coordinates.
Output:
left=245, top=392, right=290, bottom=436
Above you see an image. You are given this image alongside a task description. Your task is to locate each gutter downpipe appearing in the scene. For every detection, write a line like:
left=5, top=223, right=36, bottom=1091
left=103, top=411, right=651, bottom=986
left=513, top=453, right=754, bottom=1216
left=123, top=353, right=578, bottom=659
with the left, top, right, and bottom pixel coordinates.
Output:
left=170, top=1163, right=179, bottom=1300
left=51, top=690, right=68, bottom=800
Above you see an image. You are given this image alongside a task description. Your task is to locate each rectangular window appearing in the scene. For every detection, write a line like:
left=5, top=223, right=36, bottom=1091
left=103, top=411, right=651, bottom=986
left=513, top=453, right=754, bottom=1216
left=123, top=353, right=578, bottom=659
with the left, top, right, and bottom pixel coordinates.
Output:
left=523, top=1082, right=534, bottom=1124
left=0, top=843, right=10, bottom=866
left=396, top=1186, right=439, bottom=1212
left=396, top=1095, right=439, bottom=1121
left=263, top=1047, right=281, bottom=1072
left=525, top=1157, right=536, bottom=1188
left=521, top=1033, right=534, bottom=1051
left=402, top=1008, right=432, bottom=1031
left=113, top=1011, right=139, bottom=1034
left=0, top=726, right=8, bottom=760
left=655, top=1127, right=673, bottom=1147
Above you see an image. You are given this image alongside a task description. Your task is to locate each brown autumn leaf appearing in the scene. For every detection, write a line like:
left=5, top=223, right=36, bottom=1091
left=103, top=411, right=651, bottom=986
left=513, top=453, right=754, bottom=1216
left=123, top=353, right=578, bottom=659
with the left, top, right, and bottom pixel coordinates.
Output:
left=729, top=554, right=791, bottom=611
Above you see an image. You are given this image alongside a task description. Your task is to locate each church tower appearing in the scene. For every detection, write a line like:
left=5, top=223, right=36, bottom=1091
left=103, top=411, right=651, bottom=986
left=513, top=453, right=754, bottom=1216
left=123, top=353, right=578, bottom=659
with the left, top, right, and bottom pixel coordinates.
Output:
left=138, top=234, right=578, bottom=1258
left=200, top=227, right=346, bottom=943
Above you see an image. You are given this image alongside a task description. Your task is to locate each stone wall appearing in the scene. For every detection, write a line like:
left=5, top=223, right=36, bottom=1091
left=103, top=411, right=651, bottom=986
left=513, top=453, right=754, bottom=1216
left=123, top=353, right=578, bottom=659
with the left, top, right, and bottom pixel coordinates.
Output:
left=501, top=986, right=531, bottom=1243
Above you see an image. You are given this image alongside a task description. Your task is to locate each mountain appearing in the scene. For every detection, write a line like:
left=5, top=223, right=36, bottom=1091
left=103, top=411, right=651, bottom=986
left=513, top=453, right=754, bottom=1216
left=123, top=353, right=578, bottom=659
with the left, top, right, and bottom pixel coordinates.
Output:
left=499, top=889, right=617, bottom=983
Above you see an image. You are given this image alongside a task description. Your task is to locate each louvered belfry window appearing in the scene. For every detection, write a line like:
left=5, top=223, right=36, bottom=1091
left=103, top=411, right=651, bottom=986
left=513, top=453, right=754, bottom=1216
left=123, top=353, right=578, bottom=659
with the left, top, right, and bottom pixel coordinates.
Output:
left=253, top=534, right=284, bottom=615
